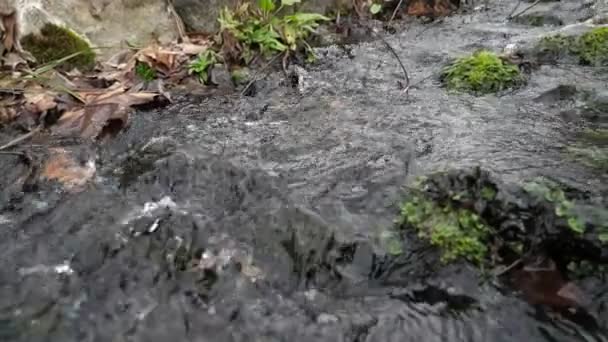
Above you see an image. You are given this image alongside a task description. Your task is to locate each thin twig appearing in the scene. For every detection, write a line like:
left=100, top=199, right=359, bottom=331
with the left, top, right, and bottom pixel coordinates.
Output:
left=508, top=0, right=542, bottom=20
left=377, top=34, right=410, bottom=94
left=493, top=258, right=523, bottom=277
left=0, top=151, right=26, bottom=157
left=389, top=0, right=405, bottom=24
left=0, top=126, right=41, bottom=151
left=414, top=18, right=445, bottom=39
left=167, top=0, right=187, bottom=41
left=506, top=0, right=522, bottom=20
left=240, top=54, right=281, bottom=96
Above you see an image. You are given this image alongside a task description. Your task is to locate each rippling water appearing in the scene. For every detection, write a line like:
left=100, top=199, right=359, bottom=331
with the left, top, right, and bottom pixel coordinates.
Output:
left=1, top=0, right=607, bottom=341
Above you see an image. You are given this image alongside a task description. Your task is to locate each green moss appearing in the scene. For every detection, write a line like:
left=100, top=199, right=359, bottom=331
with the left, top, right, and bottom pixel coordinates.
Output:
left=230, top=68, right=249, bottom=85
left=536, top=34, right=577, bottom=62
left=535, top=27, right=608, bottom=66
left=576, top=27, right=608, bottom=66
left=441, top=50, right=524, bottom=95
left=481, top=186, right=497, bottom=200
left=21, top=24, right=95, bottom=71
left=135, top=62, right=156, bottom=82
left=399, top=196, right=490, bottom=264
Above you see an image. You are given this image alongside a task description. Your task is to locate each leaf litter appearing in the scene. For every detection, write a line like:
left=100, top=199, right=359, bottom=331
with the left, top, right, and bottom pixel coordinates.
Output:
left=0, top=32, right=213, bottom=189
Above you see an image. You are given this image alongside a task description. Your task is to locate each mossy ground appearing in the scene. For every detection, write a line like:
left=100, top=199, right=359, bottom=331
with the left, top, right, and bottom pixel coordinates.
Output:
left=396, top=170, right=608, bottom=269
left=399, top=195, right=491, bottom=264
left=535, top=27, right=608, bottom=67
left=21, top=24, right=96, bottom=71
left=440, top=50, right=524, bottom=95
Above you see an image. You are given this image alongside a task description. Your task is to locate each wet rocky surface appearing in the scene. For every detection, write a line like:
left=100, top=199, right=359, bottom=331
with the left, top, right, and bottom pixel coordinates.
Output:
left=1, top=0, right=608, bottom=341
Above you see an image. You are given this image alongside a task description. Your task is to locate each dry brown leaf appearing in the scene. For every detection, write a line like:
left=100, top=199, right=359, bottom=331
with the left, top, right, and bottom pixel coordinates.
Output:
left=52, top=103, right=131, bottom=139
left=24, top=92, right=57, bottom=113
left=556, top=282, right=589, bottom=308
left=177, top=42, right=211, bottom=56
left=52, top=84, right=164, bottom=139
left=0, top=105, right=18, bottom=123
left=2, top=52, right=27, bottom=69
left=407, top=0, right=459, bottom=17
left=136, top=45, right=180, bottom=75
left=94, top=92, right=159, bottom=106
left=41, top=148, right=96, bottom=191
left=104, top=49, right=136, bottom=69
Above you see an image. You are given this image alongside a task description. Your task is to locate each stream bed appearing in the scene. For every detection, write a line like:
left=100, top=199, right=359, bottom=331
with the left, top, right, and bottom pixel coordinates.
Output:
left=1, top=1, right=607, bottom=341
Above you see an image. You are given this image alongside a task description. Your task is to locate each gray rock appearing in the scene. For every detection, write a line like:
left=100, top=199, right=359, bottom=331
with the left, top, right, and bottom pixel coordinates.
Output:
left=17, top=0, right=179, bottom=59
left=173, top=0, right=239, bottom=33
left=210, top=63, right=233, bottom=88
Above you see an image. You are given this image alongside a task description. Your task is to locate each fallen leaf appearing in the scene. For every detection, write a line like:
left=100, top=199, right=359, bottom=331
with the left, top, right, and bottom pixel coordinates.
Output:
left=2, top=52, right=27, bottom=69
left=24, top=92, right=57, bottom=113
left=407, top=0, right=459, bottom=17
left=511, top=258, right=589, bottom=310
left=177, top=42, right=211, bottom=56
left=41, top=148, right=96, bottom=191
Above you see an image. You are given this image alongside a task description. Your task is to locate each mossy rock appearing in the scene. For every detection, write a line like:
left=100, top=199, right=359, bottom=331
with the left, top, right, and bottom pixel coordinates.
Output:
left=21, top=24, right=96, bottom=71
left=400, top=195, right=491, bottom=264
left=535, top=34, right=578, bottom=64
left=440, top=50, right=524, bottom=95
left=512, top=13, right=564, bottom=27
left=397, top=168, right=608, bottom=268
left=576, top=27, right=608, bottom=66
left=533, top=27, right=608, bottom=67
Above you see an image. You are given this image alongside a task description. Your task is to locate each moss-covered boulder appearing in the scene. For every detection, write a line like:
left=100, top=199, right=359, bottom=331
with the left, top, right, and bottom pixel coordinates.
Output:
left=576, top=27, right=608, bottom=66
left=440, top=50, right=525, bottom=95
left=21, top=23, right=95, bottom=70
left=400, top=195, right=491, bottom=264
left=533, top=27, right=608, bottom=66
left=397, top=168, right=608, bottom=267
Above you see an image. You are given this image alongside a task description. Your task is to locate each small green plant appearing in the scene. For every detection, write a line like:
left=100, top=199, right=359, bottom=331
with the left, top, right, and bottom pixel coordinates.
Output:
left=523, top=180, right=585, bottom=234
left=218, top=0, right=329, bottom=63
left=399, top=195, right=491, bottom=264
left=370, top=3, right=382, bottom=15
left=188, top=50, right=219, bottom=84
left=135, top=62, right=156, bottom=82
left=21, top=23, right=95, bottom=71
left=441, top=50, right=524, bottom=95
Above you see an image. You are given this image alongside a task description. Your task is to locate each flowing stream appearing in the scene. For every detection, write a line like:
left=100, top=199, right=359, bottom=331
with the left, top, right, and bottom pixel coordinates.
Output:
left=1, top=1, right=607, bottom=341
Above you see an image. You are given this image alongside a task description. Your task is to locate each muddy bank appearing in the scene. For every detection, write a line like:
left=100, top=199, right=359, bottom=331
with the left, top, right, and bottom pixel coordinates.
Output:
left=1, top=0, right=608, bottom=341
